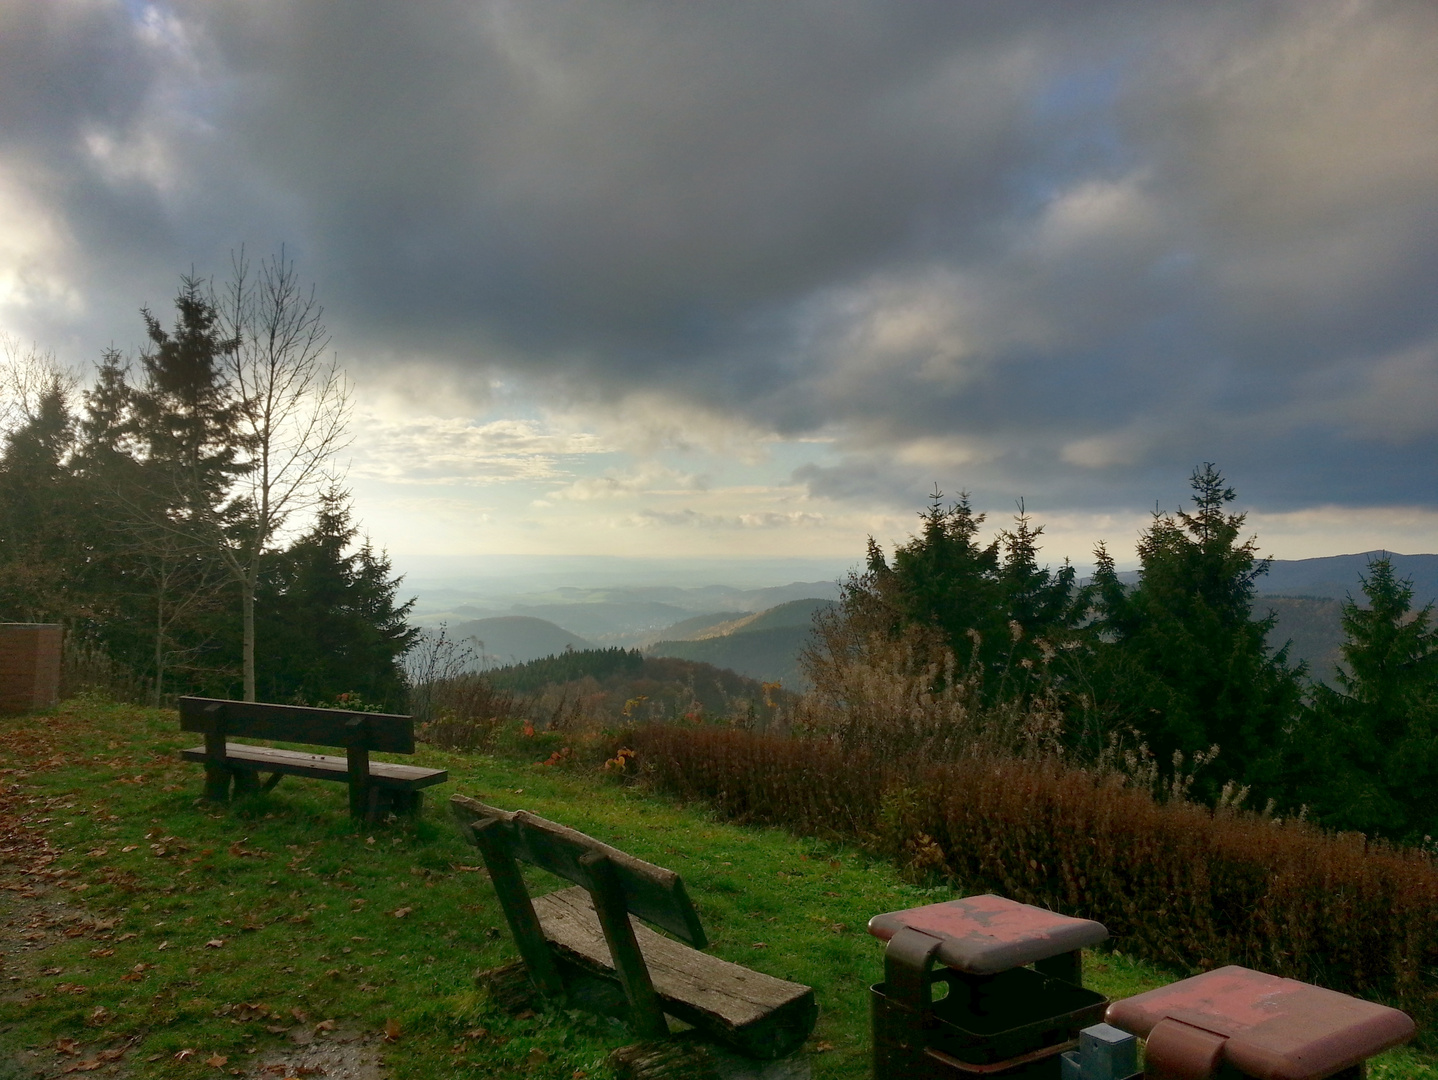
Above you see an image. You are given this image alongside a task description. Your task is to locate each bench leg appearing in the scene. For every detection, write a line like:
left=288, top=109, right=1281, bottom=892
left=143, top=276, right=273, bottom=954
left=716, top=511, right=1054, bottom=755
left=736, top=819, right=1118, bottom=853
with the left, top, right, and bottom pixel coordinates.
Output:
left=348, top=780, right=371, bottom=820
left=468, top=818, right=567, bottom=1001
left=232, top=769, right=261, bottom=797
left=385, top=790, right=423, bottom=816
left=581, top=851, right=669, bottom=1039
left=261, top=772, right=283, bottom=793
left=202, top=765, right=233, bottom=802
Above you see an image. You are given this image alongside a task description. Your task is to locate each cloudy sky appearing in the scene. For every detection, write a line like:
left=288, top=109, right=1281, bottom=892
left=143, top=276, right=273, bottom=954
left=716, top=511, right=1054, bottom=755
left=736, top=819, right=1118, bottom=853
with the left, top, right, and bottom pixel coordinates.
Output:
left=2, top=0, right=1436, bottom=572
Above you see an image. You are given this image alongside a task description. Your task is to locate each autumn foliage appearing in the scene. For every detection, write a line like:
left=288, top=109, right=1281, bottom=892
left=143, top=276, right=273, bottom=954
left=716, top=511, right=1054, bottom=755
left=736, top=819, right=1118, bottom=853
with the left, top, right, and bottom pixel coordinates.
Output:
left=625, top=723, right=1438, bottom=1028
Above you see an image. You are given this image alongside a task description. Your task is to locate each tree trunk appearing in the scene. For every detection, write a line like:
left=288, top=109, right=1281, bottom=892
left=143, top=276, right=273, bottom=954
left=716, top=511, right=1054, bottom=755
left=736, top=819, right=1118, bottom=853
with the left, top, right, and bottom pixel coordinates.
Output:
left=242, top=559, right=257, bottom=701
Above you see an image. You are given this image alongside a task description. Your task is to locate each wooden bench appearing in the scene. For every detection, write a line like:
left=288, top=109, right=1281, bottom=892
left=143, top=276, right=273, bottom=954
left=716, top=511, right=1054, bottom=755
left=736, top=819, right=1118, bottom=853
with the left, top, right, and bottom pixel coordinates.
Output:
left=451, top=794, right=817, bottom=1060
left=178, top=696, right=447, bottom=820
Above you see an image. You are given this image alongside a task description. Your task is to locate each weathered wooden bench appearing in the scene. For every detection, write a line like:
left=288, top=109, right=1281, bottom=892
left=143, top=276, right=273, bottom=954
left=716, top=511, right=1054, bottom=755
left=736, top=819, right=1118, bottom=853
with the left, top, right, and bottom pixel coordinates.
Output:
left=450, top=794, right=817, bottom=1060
left=178, top=696, right=447, bottom=820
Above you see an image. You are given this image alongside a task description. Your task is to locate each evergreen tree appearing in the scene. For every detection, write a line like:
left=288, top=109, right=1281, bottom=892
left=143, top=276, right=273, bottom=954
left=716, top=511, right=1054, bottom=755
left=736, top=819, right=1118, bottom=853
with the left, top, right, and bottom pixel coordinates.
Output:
left=1296, top=557, right=1438, bottom=837
left=254, top=488, right=417, bottom=709
left=121, top=279, right=245, bottom=702
left=807, top=488, right=1080, bottom=710
left=1086, top=465, right=1302, bottom=792
left=0, top=375, right=83, bottom=621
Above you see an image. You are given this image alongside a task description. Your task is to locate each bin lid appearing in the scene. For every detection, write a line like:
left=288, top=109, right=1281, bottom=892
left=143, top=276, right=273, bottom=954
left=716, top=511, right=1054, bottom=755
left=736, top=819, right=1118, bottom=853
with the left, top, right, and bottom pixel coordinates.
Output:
left=1105, top=966, right=1415, bottom=1080
left=866, top=894, right=1108, bottom=974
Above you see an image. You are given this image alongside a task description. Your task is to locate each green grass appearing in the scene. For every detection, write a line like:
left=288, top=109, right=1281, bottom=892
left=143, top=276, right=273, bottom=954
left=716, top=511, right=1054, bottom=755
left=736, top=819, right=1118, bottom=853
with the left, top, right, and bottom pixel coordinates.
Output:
left=0, top=697, right=1432, bottom=1079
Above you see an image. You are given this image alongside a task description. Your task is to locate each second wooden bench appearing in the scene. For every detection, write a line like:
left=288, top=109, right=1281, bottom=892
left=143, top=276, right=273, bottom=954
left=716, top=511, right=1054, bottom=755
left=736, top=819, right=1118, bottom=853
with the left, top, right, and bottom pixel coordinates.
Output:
left=451, top=793, right=817, bottom=1060
left=179, top=696, right=447, bottom=820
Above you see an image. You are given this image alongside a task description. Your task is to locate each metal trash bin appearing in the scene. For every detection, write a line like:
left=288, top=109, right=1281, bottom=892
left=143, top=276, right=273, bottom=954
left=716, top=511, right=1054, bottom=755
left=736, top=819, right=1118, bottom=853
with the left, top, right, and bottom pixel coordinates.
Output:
left=868, top=894, right=1111, bottom=1079
left=1104, top=966, right=1415, bottom=1080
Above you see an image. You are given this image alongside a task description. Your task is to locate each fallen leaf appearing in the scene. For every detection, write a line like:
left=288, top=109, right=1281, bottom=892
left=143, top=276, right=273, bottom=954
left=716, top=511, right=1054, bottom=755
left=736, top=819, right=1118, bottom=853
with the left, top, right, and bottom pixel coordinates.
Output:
left=156, top=940, right=169, bottom=950
left=392, top=906, right=412, bottom=918
left=86, top=848, right=107, bottom=857
left=813, top=1040, right=835, bottom=1052
left=41, top=967, right=63, bottom=976
left=383, top=1017, right=401, bottom=1042
left=462, top=1027, right=488, bottom=1040
left=264, top=1025, right=287, bottom=1034
left=119, top=972, right=143, bottom=983
left=55, top=1038, right=81, bottom=1056
left=87, top=1006, right=110, bottom=1026
left=314, top=1019, right=336, bottom=1033
left=206, top=938, right=226, bottom=948
left=515, top=1009, right=536, bottom=1021
left=117, top=932, right=137, bottom=942
left=121, top=845, right=138, bottom=853
left=62, top=1059, right=104, bottom=1073
left=751, top=942, right=768, bottom=949
left=290, top=1007, right=308, bottom=1022
left=175, top=1049, right=195, bottom=1061
left=365, top=836, right=375, bottom=845
left=89, top=947, right=115, bottom=957
left=96, top=1047, right=126, bottom=1062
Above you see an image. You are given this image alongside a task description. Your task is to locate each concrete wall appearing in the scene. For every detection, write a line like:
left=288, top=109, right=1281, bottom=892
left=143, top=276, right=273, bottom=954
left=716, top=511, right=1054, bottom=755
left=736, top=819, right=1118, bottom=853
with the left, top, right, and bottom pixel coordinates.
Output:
left=0, top=623, right=63, bottom=715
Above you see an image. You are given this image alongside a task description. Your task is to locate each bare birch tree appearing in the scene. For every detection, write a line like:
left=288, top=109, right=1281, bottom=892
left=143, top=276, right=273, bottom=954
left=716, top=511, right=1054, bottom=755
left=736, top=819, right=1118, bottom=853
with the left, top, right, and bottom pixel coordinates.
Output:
left=219, top=249, right=353, bottom=700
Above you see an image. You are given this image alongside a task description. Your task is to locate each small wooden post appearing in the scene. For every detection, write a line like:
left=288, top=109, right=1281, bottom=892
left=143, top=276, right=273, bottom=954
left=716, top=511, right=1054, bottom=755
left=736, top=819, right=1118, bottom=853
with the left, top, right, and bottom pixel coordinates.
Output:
left=465, top=818, right=566, bottom=999
left=202, top=701, right=231, bottom=802
left=345, top=715, right=370, bottom=819
left=581, top=850, right=668, bottom=1039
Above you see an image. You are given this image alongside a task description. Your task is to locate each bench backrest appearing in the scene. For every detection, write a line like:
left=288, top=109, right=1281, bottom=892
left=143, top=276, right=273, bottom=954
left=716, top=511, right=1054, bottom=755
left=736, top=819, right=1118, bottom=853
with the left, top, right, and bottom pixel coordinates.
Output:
left=179, top=696, right=415, bottom=754
left=451, top=793, right=707, bottom=948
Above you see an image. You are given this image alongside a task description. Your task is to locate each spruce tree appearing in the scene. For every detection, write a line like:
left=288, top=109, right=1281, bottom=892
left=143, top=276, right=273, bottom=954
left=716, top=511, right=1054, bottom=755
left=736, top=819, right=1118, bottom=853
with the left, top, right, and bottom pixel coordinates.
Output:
left=254, top=487, right=416, bottom=709
left=1297, top=557, right=1438, bottom=837
left=0, top=376, right=82, bottom=621
left=1087, top=465, right=1303, bottom=793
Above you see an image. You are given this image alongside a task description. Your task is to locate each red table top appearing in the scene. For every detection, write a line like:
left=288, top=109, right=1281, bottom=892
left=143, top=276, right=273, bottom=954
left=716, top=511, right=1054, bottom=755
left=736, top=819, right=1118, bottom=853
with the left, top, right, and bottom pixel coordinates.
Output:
left=866, top=894, right=1108, bottom=975
left=1106, top=966, right=1414, bottom=1080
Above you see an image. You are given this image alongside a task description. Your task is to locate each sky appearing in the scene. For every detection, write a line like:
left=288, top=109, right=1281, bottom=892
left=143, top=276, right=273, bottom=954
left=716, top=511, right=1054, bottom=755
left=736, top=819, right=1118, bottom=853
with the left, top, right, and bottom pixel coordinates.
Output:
left=2, top=0, right=1436, bottom=576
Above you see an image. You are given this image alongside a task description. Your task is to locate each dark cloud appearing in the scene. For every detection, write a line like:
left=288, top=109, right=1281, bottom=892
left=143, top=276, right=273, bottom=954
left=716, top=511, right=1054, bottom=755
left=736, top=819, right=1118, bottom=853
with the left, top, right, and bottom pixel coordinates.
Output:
left=2, top=0, right=1436, bottom=515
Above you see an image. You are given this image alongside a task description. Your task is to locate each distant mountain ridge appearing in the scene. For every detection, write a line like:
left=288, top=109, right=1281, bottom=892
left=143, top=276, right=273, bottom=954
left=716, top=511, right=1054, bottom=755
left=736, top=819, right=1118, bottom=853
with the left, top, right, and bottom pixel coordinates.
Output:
left=447, top=616, right=591, bottom=668
left=647, top=598, right=836, bottom=690
left=1256, top=552, right=1438, bottom=602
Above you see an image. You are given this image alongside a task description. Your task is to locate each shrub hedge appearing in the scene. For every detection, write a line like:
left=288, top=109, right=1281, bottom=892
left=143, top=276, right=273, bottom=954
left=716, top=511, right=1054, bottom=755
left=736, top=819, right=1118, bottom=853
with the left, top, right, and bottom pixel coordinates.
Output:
left=625, top=724, right=1438, bottom=1032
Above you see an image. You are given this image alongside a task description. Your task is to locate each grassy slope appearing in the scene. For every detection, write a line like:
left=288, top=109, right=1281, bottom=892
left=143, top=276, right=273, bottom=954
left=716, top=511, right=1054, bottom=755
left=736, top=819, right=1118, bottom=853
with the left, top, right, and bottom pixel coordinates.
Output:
left=0, top=699, right=1432, bottom=1080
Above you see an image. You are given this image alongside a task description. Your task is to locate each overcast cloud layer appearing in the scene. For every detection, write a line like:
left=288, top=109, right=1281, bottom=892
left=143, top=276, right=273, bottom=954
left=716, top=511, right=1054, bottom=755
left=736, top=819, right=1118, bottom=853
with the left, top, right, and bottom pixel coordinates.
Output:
left=2, top=1, right=1436, bottom=561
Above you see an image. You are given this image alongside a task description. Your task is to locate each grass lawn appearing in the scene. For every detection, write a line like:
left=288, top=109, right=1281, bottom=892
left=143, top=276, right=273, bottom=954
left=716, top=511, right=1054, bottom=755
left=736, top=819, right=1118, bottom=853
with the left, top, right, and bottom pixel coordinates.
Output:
left=0, top=697, right=1433, bottom=1079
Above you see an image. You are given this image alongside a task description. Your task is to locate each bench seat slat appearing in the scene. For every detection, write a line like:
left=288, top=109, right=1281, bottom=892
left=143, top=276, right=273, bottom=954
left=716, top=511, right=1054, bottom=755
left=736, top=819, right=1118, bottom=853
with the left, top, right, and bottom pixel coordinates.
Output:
left=533, top=885, right=817, bottom=1059
left=179, top=744, right=447, bottom=790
